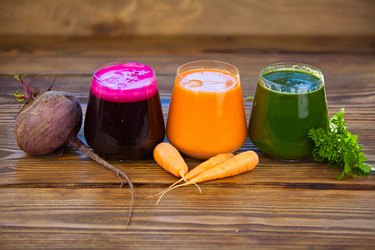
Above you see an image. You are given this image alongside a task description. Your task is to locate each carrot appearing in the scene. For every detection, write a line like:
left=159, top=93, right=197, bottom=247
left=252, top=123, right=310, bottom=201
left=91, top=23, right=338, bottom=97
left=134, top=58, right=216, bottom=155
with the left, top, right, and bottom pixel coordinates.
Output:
left=153, top=142, right=188, bottom=179
left=156, top=150, right=259, bottom=204
left=151, top=153, right=234, bottom=198
left=185, top=153, right=234, bottom=180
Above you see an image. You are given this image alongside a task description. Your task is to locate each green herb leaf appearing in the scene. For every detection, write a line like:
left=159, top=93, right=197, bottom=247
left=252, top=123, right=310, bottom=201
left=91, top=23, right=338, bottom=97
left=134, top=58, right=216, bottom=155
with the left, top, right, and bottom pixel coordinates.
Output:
left=308, top=108, right=371, bottom=179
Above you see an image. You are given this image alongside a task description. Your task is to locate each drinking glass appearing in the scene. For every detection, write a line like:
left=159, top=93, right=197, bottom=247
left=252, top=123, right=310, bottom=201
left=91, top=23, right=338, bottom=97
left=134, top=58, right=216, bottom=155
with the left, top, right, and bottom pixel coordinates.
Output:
left=248, top=62, right=329, bottom=160
left=84, top=62, right=165, bottom=159
left=166, top=60, right=247, bottom=159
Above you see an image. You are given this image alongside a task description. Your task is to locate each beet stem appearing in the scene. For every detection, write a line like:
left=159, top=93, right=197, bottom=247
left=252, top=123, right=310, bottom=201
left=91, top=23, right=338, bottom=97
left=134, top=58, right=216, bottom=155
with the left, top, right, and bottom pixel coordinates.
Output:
left=68, top=134, right=134, bottom=227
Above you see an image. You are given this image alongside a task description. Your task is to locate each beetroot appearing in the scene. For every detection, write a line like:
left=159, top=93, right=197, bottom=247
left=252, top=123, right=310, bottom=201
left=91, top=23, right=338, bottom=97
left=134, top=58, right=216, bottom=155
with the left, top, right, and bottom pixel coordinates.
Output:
left=13, top=75, right=134, bottom=225
left=15, top=91, right=82, bottom=155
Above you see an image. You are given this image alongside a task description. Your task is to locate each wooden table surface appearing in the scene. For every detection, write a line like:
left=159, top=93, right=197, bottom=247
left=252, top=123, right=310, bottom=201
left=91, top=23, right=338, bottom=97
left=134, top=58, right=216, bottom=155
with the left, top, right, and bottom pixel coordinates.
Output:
left=0, top=36, right=374, bottom=249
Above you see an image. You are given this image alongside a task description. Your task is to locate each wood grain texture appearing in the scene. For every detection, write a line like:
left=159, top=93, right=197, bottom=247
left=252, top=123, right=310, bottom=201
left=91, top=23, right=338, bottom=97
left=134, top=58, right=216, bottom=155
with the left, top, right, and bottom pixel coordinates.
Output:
left=0, top=36, right=374, bottom=249
left=1, top=188, right=374, bottom=249
left=0, top=0, right=374, bottom=36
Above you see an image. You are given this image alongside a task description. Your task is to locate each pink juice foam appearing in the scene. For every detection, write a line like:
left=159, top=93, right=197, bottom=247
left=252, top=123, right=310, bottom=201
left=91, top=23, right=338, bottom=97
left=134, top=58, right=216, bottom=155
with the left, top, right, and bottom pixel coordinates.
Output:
left=91, top=62, right=158, bottom=103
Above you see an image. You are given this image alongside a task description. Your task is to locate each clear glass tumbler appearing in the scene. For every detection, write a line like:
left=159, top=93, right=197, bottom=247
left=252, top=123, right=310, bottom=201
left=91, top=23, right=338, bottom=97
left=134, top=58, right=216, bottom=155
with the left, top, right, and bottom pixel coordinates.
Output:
left=248, top=62, right=329, bottom=160
left=84, top=62, right=165, bottom=159
left=166, top=60, right=247, bottom=159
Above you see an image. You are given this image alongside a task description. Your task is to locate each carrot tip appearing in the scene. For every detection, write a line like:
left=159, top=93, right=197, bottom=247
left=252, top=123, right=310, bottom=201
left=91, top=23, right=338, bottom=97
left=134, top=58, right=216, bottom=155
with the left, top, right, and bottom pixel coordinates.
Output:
left=193, top=182, right=202, bottom=194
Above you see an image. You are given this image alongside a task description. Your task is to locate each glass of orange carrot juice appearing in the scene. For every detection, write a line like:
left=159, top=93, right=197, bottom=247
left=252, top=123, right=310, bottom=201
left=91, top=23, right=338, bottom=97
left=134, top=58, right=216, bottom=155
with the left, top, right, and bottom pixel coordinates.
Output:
left=166, top=60, right=247, bottom=159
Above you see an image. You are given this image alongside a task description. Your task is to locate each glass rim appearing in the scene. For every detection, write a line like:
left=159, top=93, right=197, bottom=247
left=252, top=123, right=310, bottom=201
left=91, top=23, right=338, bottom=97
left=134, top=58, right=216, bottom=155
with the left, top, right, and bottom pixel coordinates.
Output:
left=92, top=61, right=156, bottom=81
left=259, top=62, right=324, bottom=93
left=176, top=60, right=239, bottom=79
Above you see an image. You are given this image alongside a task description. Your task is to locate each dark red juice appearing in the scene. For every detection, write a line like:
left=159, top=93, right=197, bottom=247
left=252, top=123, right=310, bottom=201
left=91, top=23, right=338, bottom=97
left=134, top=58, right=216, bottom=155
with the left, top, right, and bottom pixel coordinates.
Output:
left=84, top=62, right=165, bottom=159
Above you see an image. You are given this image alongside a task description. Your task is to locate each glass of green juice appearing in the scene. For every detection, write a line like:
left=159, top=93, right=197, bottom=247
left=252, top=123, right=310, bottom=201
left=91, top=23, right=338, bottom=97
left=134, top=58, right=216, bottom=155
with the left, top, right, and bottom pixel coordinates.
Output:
left=248, top=62, right=329, bottom=160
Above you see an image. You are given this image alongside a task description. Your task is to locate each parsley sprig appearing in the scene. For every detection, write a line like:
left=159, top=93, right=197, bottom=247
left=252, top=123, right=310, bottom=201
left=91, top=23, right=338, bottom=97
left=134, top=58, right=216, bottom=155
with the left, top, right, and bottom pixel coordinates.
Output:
left=308, top=109, right=372, bottom=179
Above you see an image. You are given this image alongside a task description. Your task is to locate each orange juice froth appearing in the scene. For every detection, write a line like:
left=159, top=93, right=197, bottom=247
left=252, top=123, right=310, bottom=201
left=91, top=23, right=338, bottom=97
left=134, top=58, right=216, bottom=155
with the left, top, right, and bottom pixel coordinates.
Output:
left=167, top=68, right=247, bottom=159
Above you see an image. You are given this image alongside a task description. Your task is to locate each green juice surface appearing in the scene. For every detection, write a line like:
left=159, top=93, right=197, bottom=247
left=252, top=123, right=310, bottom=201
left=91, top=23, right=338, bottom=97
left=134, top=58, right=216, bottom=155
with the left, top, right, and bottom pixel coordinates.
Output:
left=249, top=70, right=329, bottom=160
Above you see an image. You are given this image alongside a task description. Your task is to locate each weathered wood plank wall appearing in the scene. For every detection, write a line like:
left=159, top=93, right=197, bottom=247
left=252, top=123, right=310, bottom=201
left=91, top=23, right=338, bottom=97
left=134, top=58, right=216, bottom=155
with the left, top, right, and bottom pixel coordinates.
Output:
left=0, top=0, right=374, bottom=36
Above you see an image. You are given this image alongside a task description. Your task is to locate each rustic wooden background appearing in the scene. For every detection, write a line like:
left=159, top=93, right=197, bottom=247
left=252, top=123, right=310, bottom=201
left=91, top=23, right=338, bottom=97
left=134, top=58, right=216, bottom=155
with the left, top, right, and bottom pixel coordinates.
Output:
left=0, top=0, right=374, bottom=36
left=0, top=0, right=374, bottom=249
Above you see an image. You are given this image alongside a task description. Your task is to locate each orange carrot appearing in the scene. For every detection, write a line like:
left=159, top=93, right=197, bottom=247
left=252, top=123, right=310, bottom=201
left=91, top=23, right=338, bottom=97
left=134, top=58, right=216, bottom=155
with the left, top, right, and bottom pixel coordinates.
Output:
left=188, top=151, right=259, bottom=183
left=156, top=150, right=259, bottom=204
left=151, top=153, right=234, bottom=198
left=186, top=153, right=234, bottom=180
left=153, top=142, right=188, bottom=178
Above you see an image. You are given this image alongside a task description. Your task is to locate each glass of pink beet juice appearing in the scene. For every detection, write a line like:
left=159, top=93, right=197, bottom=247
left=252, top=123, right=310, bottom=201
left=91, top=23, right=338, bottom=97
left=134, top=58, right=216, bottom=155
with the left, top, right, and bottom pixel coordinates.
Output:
left=84, top=62, right=165, bottom=159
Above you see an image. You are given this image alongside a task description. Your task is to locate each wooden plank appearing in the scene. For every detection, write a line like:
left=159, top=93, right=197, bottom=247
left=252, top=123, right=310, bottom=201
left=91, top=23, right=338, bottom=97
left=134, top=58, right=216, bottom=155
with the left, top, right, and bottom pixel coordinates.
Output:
left=1, top=53, right=375, bottom=81
left=0, top=144, right=375, bottom=187
left=0, top=0, right=374, bottom=36
left=0, top=187, right=374, bottom=249
left=1, top=35, right=375, bottom=55
left=2, top=71, right=375, bottom=107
